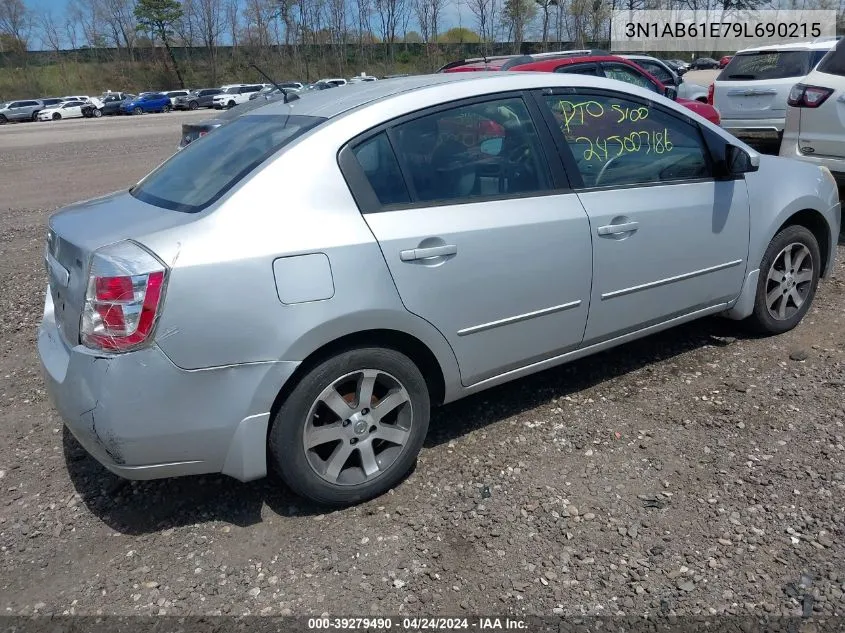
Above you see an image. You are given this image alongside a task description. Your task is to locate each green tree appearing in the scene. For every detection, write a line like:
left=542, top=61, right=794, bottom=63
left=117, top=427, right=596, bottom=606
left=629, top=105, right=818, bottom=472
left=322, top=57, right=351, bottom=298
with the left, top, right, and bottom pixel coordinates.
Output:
left=437, top=26, right=481, bottom=43
left=134, top=0, right=185, bottom=87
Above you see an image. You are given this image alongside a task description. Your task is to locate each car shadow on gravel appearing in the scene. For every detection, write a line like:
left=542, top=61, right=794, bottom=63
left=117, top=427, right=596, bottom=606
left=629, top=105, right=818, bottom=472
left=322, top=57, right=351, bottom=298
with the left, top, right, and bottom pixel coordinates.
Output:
left=63, top=315, right=757, bottom=535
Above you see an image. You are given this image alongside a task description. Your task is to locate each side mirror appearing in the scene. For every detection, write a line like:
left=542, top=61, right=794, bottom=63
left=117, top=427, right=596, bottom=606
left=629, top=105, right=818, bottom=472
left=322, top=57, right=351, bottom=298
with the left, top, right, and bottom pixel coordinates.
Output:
left=726, top=144, right=760, bottom=175
left=663, top=85, right=678, bottom=100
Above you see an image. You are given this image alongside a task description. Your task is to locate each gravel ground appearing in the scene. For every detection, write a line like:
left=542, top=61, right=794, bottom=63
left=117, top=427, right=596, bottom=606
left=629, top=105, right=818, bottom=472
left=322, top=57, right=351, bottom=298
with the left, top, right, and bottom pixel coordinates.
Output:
left=0, top=110, right=844, bottom=619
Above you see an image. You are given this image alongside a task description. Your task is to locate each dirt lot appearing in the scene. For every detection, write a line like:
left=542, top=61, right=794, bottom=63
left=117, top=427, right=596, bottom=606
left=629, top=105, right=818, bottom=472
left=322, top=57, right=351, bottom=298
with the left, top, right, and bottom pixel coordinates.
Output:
left=0, top=108, right=844, bottom=619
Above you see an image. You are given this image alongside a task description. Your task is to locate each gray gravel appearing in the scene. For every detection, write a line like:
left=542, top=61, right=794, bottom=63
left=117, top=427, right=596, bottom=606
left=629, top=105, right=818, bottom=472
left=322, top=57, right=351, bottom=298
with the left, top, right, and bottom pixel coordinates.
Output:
left=0, top=114, right=844, bottom=618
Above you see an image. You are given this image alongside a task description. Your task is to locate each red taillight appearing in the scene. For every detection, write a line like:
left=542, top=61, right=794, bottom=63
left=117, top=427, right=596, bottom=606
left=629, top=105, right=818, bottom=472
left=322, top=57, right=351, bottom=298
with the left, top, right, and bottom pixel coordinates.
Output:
left=80, top=241, right=167, bottom=352
left=788, top=84, right=834, bottom=108
left=707, top=83, right=714, bottom=105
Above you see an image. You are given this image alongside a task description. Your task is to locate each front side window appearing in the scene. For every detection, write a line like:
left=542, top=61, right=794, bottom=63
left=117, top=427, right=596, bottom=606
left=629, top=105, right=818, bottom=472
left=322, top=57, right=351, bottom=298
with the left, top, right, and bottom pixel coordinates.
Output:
left=541, top=93, right=710, bottom=188
left=639, top=60, right=674, bottom=85
left=601, top=64, right=660, bottom=92
left=131, top=114, right=325, bottom=213
left=388, top=97, right=551, bottom=204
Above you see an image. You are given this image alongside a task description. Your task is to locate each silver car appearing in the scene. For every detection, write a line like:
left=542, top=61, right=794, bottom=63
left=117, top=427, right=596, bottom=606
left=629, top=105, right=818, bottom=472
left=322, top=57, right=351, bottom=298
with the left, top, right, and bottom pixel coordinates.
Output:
left=38, top=72, right=841, bottom=506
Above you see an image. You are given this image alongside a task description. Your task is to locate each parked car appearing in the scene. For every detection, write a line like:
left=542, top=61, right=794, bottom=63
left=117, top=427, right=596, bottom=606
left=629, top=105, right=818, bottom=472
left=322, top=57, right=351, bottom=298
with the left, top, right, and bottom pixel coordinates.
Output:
left=711, top=40, right=834, bottom=144
left=780, top=37, right=845, bottom=181
left=165, top=90, right=191, bottom=106
left=691, top=57, right=720, bottom=69
left=249, top=82, right=304, bottom=100
left=37, top=100, right=87, bottom=121
left=317, top=77, right=348, bottom=87
left=459, top=53, right=722, bottom=124
left=38, top=73, right=839, bottom=506
left=664, top=59, right=690, bottom=74
left=39, top=97, right=65, bottom=108
left=0, top=99, right=45, bottom=123
left=212, top=85, right=264, bottom=109
left=96, top=93, right=135, bottom=116
left=121, top=92, right=172, bottom=114
left=174, top=88, right=224, bottom=110
left=719, top=55, right=733, bottom=68
left=618, top=54, right=709, bottom=102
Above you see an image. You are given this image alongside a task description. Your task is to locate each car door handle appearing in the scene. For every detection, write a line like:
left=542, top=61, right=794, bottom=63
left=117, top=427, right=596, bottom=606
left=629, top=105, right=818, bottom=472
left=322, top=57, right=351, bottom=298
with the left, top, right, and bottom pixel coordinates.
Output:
left=400, top=244, right=458, bottom=261
left=597, top=221, right=639, bottom=236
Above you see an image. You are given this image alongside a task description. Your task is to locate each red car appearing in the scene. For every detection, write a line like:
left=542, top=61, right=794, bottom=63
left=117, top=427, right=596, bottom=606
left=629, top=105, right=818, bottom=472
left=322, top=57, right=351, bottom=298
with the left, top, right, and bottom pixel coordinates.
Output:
left=719, top=55, right=732, bottom=68
left=440, top=52, right=722, bottom=126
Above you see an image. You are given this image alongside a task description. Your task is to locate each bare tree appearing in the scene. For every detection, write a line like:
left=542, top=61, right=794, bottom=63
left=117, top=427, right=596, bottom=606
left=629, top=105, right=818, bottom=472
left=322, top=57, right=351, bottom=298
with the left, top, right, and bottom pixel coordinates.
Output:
left=68, top=0, right=106, bottom=46
left=535, top=0, right=557, bottom=43
left=98, top=0, right=138, bottom=56
left=225, top=0, right=240, bottom=48
left=192, top=0, right=225, bottom=83
left=373, top=0, right=405, bottom=58
left=0, top=0, right=33, bottom=50
left=413, top=0, right=431, bottom=40
left=328, top=0, right=347, bottom=69
left=40, top=10, right=64, bottom=51
left=352, top=0, right=371, bottom=61
left=501, top=0, right=536, bottom=49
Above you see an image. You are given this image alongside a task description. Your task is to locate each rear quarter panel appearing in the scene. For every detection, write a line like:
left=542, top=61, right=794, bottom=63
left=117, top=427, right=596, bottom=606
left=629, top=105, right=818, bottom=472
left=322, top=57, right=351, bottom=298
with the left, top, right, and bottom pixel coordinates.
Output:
left=139, top=130, right=462, bottom=394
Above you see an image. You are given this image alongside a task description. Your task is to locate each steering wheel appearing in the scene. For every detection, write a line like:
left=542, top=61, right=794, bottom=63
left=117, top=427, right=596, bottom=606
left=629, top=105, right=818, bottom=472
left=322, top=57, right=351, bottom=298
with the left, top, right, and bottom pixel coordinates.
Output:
left=595, top=154, right=624, bottom=187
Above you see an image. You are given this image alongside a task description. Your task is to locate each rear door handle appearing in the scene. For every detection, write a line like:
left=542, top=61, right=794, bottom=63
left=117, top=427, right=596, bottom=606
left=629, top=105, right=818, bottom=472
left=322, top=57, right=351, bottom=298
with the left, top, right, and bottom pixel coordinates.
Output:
left=400, top=244, right=458, bottom=261
left=597, top=221, right=639, bottom=236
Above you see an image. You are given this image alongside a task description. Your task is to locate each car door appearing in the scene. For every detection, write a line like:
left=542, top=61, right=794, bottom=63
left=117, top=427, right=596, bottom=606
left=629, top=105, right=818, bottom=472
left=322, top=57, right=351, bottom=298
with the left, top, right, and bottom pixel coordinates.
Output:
left=339, top=93, right=593, bottom=386
left=533, top=88, right=750, bottom=345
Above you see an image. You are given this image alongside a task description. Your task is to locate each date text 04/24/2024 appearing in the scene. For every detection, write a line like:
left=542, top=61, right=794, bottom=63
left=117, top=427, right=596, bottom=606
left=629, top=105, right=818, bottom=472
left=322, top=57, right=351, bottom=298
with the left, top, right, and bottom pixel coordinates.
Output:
left=306, top=617, right=528, bottom=630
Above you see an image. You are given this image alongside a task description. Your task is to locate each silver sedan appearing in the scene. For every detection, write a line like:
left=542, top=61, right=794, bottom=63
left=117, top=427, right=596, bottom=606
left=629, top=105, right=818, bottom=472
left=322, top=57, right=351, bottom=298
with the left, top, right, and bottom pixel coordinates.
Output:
left=38, top=72, right=841, bottom=505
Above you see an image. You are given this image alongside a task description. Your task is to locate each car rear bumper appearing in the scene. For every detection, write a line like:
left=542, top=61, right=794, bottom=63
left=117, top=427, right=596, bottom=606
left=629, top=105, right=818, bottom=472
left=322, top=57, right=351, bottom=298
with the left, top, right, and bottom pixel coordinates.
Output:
left=780, top=136, right=845, bottom=179
left=720, top=117, right=784, bottom=140
left=37, top=288, right=299, bottom=482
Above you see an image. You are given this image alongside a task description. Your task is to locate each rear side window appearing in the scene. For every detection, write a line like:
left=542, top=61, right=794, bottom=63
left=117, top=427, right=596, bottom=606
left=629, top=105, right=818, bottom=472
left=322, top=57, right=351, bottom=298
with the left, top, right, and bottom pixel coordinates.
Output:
left=541, top=92, right=710, bottom=188
left=638, top=60, right=674, bottom=86
left=816, top=40, right=845, bottom=76
left=131, top=114, right=325, bottom=213
left=720, top=51, right=811, bottom=80
left=602, top=63, right=660, bottom=92
left=555, top=63, right=600, bottom=76
left=352, top=133, right=410, bottom=206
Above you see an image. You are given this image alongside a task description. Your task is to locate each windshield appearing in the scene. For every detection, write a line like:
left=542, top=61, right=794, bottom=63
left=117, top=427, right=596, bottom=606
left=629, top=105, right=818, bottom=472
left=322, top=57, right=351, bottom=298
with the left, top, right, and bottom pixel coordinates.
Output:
left=131, top=114, right=325, bottom=213
left=719, top=50, right=813, bottom=80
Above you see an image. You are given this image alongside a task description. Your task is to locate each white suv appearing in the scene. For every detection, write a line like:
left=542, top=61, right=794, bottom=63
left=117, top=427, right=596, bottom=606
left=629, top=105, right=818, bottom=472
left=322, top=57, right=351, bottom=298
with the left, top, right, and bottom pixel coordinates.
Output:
left=212, top=84, right=264, bottom=109
left=711, top=40, right=835, bottom=144
left=780, top=37, right=845, bottom=180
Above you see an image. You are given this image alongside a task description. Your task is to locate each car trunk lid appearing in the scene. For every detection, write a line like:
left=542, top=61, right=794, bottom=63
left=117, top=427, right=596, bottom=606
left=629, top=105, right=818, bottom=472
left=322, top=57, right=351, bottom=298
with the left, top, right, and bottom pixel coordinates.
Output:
left=713, top=49, right=822, bottom=121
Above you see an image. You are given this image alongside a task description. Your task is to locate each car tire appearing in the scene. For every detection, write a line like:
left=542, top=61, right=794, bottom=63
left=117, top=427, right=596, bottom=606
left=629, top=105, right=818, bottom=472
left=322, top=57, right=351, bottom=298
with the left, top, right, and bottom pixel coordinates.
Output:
left=748, top=225, right=821, bottom=335
left=52, top=113, right=61, bottom=120
left=93, top=108, right=102, bottom=118
left=269, top=347, right=430, bottom=506
left=227, top=100, right=236, bottom=108
left=133, top=107, right=142, bottom=115
left=0, top=114, right=6, bottom=124
left=31, top=112, right=39, bottom=122
left=189, top=100, right=198, bottom=110
left=163, top=104, right=171, bottom=113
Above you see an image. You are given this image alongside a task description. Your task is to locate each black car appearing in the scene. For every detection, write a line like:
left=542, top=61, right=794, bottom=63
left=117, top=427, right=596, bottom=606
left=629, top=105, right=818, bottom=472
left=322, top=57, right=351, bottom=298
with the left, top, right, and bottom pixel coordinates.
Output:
left=690, top=57, right=720, bottom=69
left=174, top=88, right=224, bottom=110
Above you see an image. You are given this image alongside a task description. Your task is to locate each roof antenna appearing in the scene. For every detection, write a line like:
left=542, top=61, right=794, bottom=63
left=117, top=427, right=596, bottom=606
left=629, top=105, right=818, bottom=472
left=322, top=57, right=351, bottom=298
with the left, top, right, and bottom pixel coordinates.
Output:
left=250, top=63, right=298, bottom=104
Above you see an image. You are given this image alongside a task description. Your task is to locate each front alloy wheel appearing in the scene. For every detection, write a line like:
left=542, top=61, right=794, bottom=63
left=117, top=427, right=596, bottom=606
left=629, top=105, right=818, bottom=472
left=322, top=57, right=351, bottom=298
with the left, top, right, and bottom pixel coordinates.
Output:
left=269, top=348, right=430, bottom=506
left=750, top=225, right=820, bottom=334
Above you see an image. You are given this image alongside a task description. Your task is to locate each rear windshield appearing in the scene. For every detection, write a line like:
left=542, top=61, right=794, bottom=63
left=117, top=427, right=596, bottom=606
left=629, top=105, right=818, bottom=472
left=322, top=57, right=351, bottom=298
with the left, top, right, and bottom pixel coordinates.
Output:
left=719, top=50, right=814, bottom=80
left=817, top=39, right=845, bottom=76
left=131, top=114, right=325, bottom=213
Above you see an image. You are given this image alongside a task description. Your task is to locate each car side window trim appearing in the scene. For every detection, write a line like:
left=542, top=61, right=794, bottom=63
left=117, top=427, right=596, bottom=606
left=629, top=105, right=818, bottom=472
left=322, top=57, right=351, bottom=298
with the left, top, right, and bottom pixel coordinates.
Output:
left=338, top=91, right=572, bottom=214
left=528, top=87, right=716, bottom=192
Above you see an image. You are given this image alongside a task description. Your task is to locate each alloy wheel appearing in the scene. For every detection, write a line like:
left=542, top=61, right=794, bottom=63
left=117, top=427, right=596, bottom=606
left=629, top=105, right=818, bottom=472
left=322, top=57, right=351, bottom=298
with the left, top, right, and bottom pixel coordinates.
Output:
left=765, top=242, right=813, bottom=321
left=303, top=369, right=413, bottom=486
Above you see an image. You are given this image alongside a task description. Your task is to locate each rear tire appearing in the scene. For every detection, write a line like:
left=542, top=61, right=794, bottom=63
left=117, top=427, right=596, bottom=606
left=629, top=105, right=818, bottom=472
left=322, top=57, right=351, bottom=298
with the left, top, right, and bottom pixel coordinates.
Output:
left=189, top=100, right=198, bottom=110
left=133, top=106, right=142, bottom=115
left=0, top=114, right=6, bottom=124
left=747, top=225, right=820, bottom=335
left=163, top=104, right=171, bottom=113
left=269, top=347, right=430, bottom=506
left=31, top=112, right=39, bottom=121
left=92, top=108, right=102, bottom=118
